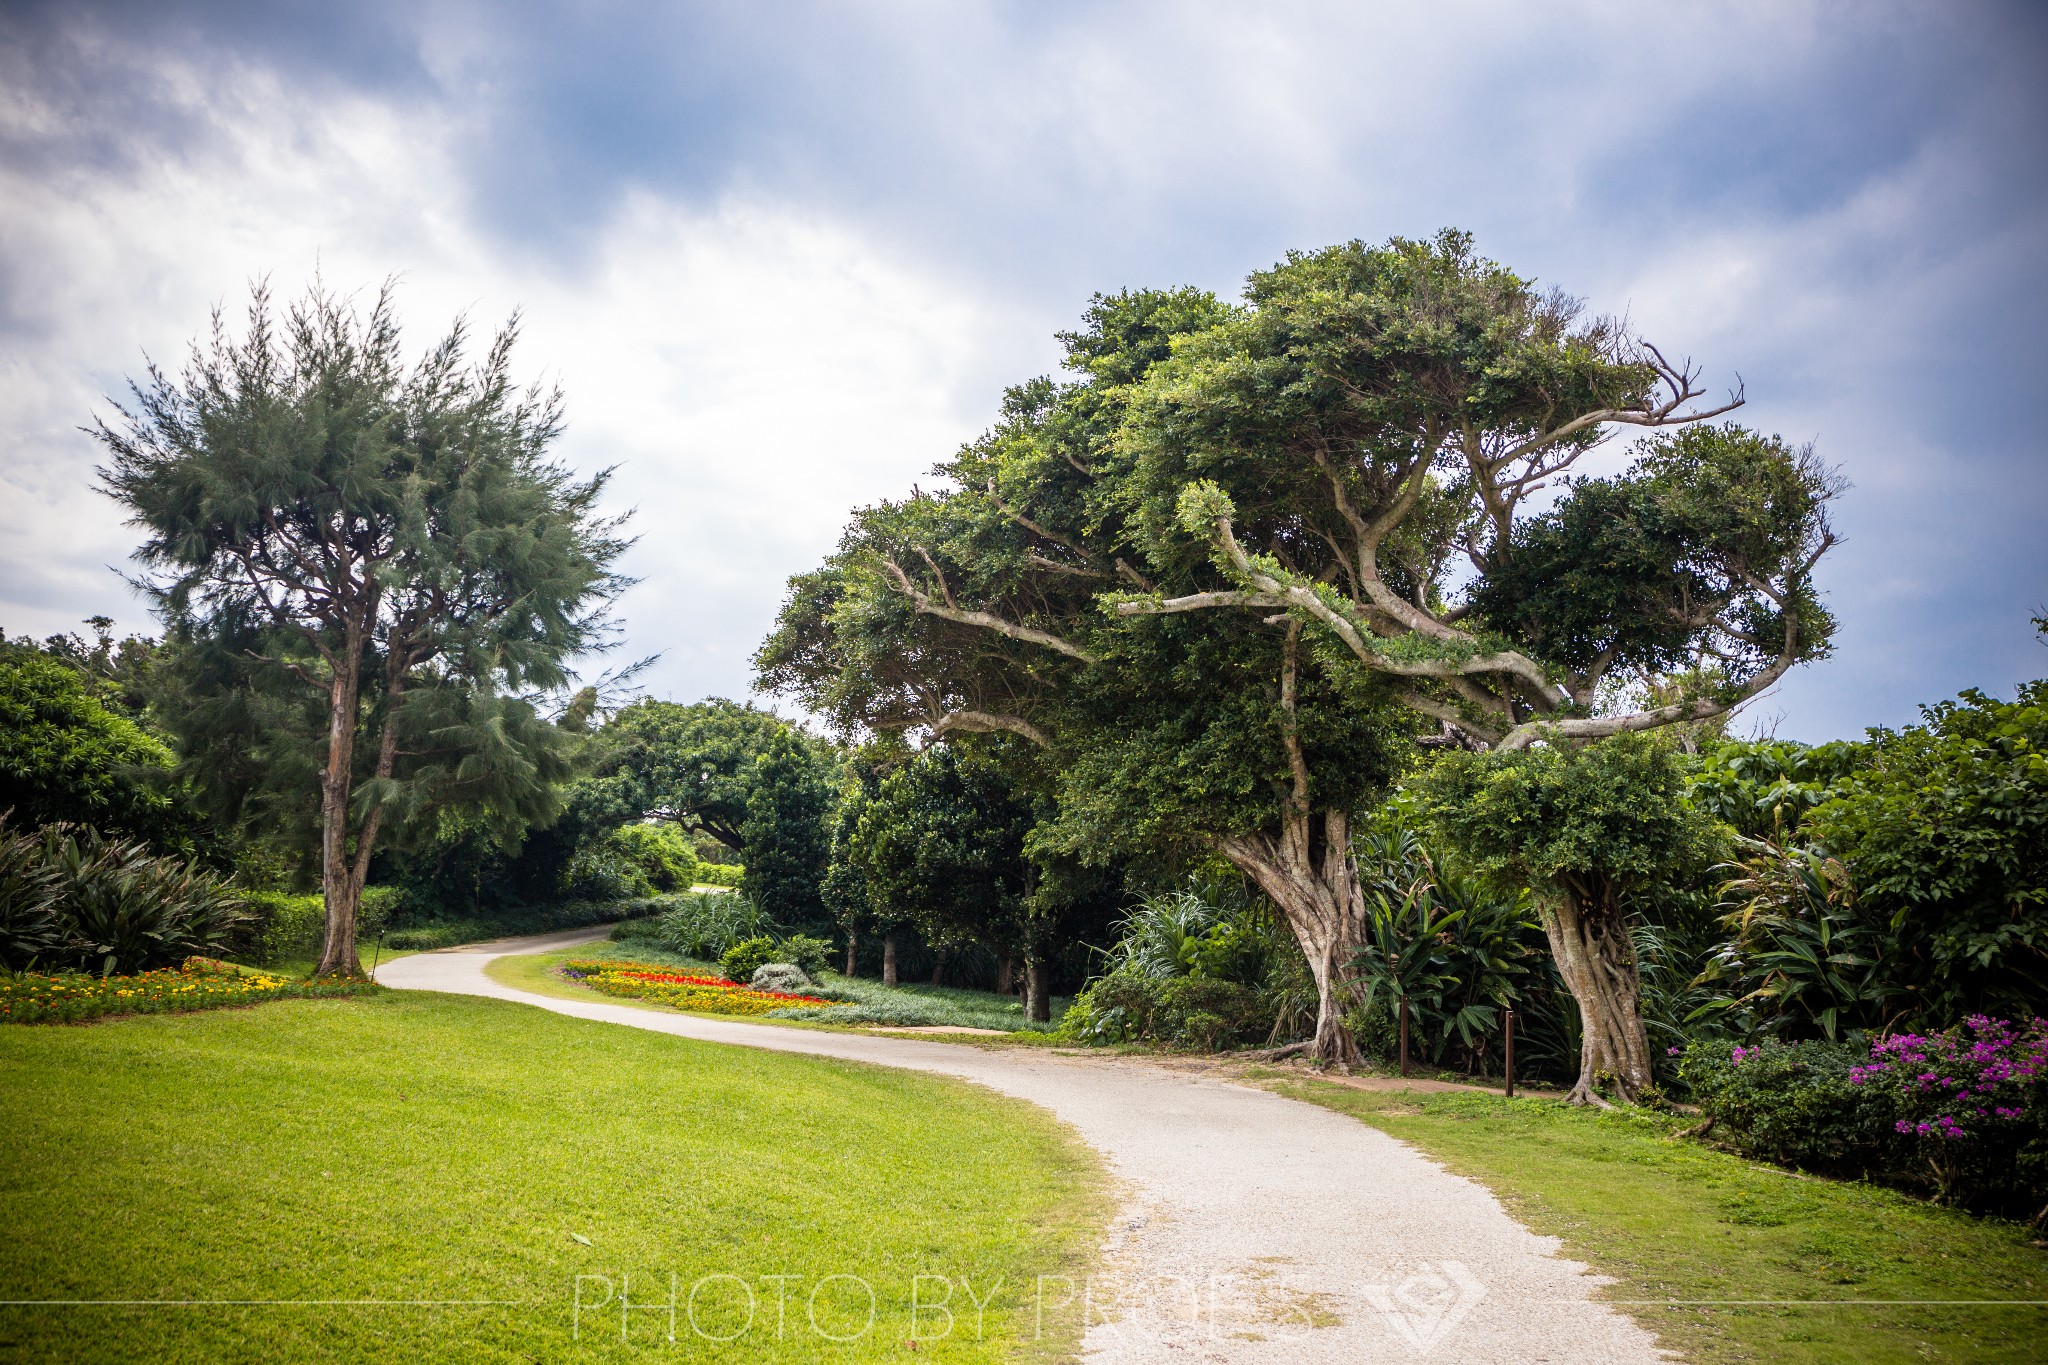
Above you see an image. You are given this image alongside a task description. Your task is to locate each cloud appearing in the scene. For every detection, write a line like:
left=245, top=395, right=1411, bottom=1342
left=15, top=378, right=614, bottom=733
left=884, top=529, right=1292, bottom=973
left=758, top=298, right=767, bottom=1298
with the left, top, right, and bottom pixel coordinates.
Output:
left=0, top=39, right=1023, bottom=710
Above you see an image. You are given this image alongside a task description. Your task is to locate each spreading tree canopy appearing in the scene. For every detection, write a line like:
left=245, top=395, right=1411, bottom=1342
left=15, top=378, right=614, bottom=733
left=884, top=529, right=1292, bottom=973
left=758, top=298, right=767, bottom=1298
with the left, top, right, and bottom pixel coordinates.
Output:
left=760, top=232, right=1841, bottom=1065
left=96, top=282, right=629, bottom=976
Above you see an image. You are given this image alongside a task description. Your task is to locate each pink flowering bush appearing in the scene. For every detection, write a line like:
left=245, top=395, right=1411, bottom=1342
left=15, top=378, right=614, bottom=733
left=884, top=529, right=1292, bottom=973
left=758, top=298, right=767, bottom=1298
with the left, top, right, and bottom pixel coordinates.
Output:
left=1848, top=1015, right=2048, bottom=1207
left=1684, top=1017, right=2048, bottom=1218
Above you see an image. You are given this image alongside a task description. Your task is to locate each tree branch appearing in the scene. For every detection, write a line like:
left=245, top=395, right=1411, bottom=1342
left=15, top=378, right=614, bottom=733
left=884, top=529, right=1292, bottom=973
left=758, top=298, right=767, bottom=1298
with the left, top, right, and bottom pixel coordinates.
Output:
left=882, top=557, right=1098, bottom=663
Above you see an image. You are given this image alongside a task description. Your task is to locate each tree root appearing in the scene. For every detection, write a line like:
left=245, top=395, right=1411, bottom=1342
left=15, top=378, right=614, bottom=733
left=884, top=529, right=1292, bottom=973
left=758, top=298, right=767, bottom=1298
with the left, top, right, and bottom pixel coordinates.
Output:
left=1235, top=1041, right=1315, bottom=1063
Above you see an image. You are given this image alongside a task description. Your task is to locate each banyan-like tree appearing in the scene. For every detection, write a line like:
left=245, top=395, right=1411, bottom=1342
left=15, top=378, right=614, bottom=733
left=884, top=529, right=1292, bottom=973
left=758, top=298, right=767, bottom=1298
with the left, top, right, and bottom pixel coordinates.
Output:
left=759, top=231, right=1839, bottom=1081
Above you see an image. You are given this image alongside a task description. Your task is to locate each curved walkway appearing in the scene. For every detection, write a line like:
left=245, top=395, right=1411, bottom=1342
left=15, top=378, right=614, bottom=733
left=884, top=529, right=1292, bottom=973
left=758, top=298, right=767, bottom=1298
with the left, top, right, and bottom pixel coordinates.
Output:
left=380, top=931, right=1669, bottom=1363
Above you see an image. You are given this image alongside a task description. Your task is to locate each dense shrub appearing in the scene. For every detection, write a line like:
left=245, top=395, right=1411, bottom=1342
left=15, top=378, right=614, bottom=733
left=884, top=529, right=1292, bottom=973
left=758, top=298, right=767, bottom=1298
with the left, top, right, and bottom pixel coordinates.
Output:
left=719, top=935, right=779, bottom=984
left=1682, top=1020, right=2048, bottom=1219
left=776, top=933, right=834, bottom=979
left=240, top=888, right=396, bottom=965
left=1678, top=1037, right=1893, bottom=1172
left=692, top=862, right=743, bottom=888
left=605, top=823, right=700, bottom=892
left=0, top=653, right=186, bottom=847
left=1057, top=970, right=1269, bottom=1049
left=653, top=891, right=765, bottom=959
left=0, top=818, right=250, bottom=974
left=1851, top=1016, right=2048, bottom=1211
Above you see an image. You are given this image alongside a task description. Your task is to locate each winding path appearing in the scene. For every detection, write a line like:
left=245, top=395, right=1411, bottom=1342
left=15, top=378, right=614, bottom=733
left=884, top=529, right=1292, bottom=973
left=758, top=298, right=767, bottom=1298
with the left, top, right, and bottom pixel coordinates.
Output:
left=379, top=931, right=1670, bottom=1363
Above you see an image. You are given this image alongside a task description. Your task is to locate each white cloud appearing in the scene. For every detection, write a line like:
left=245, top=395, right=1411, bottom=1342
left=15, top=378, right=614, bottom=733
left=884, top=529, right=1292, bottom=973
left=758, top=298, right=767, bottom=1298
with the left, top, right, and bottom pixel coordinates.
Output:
left=0, top=49, right=1020, bottom=706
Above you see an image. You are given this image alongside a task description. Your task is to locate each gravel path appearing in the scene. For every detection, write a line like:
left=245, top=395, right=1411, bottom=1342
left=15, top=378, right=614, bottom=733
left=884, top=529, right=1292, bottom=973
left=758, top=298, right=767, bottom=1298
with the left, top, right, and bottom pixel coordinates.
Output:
left=379, top=931, right=1671, bottom=1363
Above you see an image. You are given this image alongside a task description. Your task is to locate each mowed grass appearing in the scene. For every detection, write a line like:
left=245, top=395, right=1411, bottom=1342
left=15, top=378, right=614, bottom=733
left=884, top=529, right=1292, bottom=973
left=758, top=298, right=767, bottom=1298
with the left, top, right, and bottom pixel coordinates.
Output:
left=1264, top=1077, right=2048, bottom=1365
left=0, top=993, right=1108, bottom=1364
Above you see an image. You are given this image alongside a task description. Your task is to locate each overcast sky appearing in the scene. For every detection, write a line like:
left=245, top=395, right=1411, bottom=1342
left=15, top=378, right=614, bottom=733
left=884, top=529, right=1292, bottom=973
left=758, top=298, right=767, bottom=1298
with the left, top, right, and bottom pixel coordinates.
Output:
left=2, top=1, right=2043, bottom=740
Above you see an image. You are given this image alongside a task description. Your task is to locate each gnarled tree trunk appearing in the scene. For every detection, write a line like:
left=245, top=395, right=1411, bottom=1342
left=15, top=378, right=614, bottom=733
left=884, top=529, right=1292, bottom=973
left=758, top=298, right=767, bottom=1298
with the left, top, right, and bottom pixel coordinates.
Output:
left=1220, top=807, right=1368, bottom=1066
left=1542, top=878, right=1653, bottom=1105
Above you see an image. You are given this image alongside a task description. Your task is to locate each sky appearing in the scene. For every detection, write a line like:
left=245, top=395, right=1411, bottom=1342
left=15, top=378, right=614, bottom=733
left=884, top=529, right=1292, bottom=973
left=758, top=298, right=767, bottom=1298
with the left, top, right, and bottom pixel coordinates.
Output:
left=1, top=0, right=2043, bottom=741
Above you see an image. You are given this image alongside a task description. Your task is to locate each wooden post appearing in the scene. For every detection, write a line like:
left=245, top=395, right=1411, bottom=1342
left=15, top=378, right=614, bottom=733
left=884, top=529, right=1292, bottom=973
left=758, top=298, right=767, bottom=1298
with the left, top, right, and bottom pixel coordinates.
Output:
left=1503, top=1003, right=1516, bottom=1098
left=1398, top=996, right=1410, bottom=1077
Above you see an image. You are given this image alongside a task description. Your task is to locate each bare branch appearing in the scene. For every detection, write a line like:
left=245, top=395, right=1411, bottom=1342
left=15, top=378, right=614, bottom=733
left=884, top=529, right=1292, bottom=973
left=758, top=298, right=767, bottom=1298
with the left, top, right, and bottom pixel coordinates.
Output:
left=930, top=709, right=1053, bottom=748
left=882, top=556, right=1098, bottom=663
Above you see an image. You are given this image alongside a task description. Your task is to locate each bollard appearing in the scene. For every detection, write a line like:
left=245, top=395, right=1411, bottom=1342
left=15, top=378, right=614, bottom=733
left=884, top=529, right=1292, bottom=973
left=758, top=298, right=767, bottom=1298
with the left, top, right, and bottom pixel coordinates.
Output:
left=1503, top=1003, right=1516, bottom=1098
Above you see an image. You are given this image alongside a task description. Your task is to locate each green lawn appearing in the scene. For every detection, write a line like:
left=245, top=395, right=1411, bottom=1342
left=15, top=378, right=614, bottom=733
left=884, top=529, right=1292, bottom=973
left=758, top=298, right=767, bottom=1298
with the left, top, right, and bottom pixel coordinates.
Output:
left=0, top=993, right=1108, bottom=1363
left=1264, top=1077, right=2048, bottom=1364
left=492, top=939, right=1065, bottom=1034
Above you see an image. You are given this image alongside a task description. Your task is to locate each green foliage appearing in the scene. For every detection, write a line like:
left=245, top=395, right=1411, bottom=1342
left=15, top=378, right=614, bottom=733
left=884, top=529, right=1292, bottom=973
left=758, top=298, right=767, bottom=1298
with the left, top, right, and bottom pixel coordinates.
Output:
left=1677, top=1038, right=1893, bottom=1172
left=0, top=652, right=183, bottom=847
left=1350, top=818, right=1539, bottom=1068
left=97, top=281, right=627, bottom=969
left=604, top=823, right=699, bottom=892
left=1805, top=681, right=2048, bottom=1023
left=654, top=891, right=767, bottom=960
left=239, top=887, right=396, bottom=966
left=738, top=727, right=834, bottom=930
left=0, top=819, right=66, bottom=969
left=379, top=897, right=649, bottom=952
left=691, top=861, right=742, bottom=888
left=1415, top=734, right=1722, bottom=906
left=1687, top=736, right=1867, bottom=841
left=718, top=934, right=779, bottom=984
left=776, top=933, right=834, bottom=979
left=842, top=743, right=1035, bottom=957
left=1058, top=875, right=1306, bottom=1048
left=0, top=817, right=252, bottom=974
left=1692, top=841, right=1896, bottom=1040
left=590, top=698, right=799, bottom=853
left=1470, top=425, right=1838, bottom=687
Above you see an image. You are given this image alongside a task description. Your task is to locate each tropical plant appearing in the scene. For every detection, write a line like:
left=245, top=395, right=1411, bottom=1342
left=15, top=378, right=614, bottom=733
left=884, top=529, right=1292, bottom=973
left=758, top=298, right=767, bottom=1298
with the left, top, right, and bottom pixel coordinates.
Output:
left=654, top=891, right=767, bottom=961
left=1350, top=819, right=1539, bottom=1071
left=0, top=816, right=65, bottom=970
left=19, top=822, right=253, bottom=974
left=1805, top=681, right=2048, bottom=1025
left=1687, top=737, right=1866, bottom=841
left=1692, top=840, right=1895, bottom=1040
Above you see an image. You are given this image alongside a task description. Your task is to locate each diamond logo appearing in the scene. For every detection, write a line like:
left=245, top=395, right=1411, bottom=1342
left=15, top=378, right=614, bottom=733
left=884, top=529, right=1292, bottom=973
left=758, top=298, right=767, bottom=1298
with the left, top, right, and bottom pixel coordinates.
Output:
left=1361, top=1260, right=1487, bottom=1354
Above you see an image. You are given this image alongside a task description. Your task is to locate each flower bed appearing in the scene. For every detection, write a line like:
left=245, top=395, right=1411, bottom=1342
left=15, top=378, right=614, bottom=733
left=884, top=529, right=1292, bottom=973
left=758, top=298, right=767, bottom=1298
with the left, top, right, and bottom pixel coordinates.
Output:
left=560, top=960, right=831, bottom=1016
left=0, top=957, right=375, bottom=1024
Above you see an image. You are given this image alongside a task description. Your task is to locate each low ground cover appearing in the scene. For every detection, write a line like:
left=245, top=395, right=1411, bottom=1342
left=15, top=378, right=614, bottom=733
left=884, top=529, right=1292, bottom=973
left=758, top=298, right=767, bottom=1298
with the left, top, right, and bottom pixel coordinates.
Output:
left=0, top=957, right=373, bottom=1024
left=1268, top=1075, right=2048, bottom=1364
left=0, top=992, right=1107, bottom=1363
left=561, top=958, right=832, bottom=1015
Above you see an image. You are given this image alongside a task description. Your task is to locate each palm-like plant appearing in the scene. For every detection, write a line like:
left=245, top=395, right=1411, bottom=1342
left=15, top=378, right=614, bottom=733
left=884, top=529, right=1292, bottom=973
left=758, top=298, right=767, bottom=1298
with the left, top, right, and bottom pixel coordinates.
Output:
left=1352, top=819, right=1539, bottom=1069
left=1691, top=839, right=1895, bottom=1040
left=0, top=814, right=65, bottom=970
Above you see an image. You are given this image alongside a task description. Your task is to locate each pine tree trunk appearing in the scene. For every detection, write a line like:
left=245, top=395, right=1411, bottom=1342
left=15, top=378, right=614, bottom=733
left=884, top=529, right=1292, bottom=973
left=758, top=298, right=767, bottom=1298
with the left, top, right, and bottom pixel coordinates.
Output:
left=1024, top=952, right=1051, bottom=1024
left=1219, top=807, right=1367, bottom=1066
left=1541, top=881, right=1653, bottom=1105
left=313, top=651, right=365, bottom=979
left=881, top=931, right=898, bottom=986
